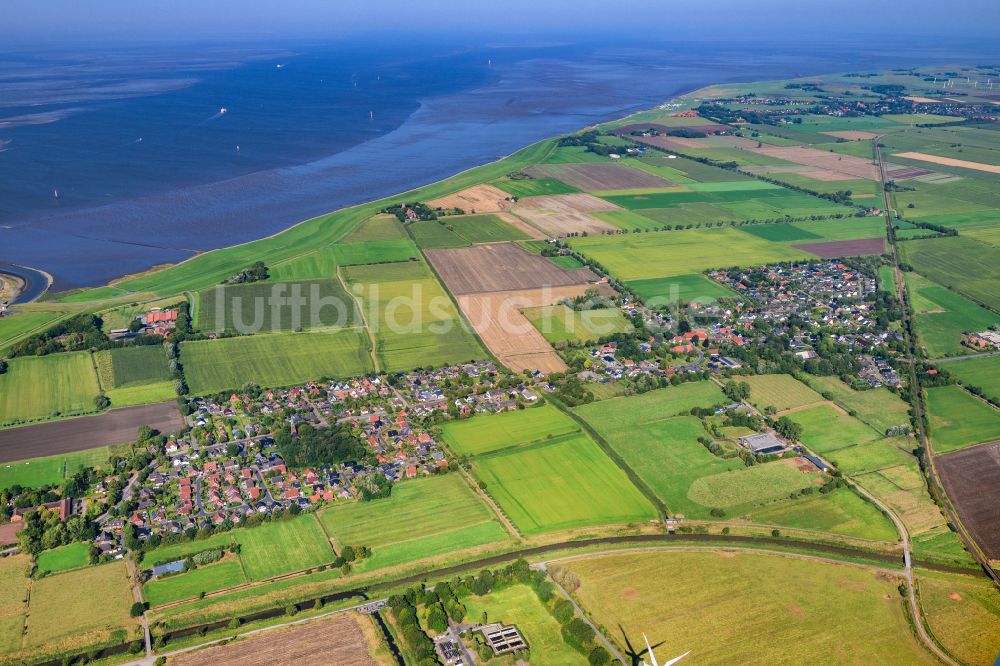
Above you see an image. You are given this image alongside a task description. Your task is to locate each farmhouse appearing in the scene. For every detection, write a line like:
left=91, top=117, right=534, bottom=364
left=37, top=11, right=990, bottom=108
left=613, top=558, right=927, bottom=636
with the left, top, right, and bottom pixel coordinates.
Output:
left=740, top=433, right=786, bottom=456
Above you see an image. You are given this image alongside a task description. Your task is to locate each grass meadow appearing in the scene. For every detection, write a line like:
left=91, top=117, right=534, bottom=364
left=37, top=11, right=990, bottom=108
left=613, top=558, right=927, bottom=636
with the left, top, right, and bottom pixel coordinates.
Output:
left=625, top=273, right=734, bottom=304
left=318, top=474, right=510, bottom=572
left=900, top=236, right=1000, bottom=312
left=181, top=329, right=373, bottom=394
left=803, top=375, right=911, bottom=435
left=522, top=304, right=633, bottom=344
left=904, top=272, right=999, bottom=358
left=0, top=446, right=110, bottom=490
left=917, top=569, right=1000, bottom=666
left=938, top=354, right=1000, bottom=404
left=35, top=542, right=90, bottom=575
left=569, top=227, right=809, bottom=281
left=562, top=551, right=934, bottom=665
left=439, top=404, right=579, bottom=457
left=143, top=560, right=247, bottom=607
left=195, top=279, right=359, bottom=332
left=925, top=385, right=1000, bottom=453
left=744, top=374, right=824, bottom=412
left=0, top=352, right=100, bottom=425
left=472, top=433, right=656, bottom=534
left=788, top=404, right=882, bottom=454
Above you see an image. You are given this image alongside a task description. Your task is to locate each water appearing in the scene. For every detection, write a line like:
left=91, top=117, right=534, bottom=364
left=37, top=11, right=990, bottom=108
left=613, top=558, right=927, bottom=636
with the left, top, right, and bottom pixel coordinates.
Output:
left=1, top=37, right=995, bottom=290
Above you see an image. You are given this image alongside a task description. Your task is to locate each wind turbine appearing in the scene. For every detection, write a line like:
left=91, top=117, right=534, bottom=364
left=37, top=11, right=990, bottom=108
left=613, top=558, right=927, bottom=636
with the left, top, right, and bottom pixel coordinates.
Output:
left=642, top=633, right=690, bottom=666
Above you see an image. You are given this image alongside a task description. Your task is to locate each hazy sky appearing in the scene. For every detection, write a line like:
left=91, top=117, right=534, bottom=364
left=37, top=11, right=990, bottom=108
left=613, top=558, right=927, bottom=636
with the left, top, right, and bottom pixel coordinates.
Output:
left=7, top=0, right=1000, bottom=47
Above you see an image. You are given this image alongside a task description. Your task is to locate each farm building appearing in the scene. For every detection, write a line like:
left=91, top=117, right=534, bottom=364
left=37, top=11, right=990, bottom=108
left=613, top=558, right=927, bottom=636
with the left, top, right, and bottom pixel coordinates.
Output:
left=479, top=623, right=528, bottom=655
left=740, top=433, right=786, bottom=456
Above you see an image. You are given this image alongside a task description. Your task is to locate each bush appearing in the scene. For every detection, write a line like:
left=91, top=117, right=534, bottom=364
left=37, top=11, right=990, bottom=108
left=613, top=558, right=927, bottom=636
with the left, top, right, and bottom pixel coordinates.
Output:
left=130, top=601, right=148, bottom=617
left=552, top=598, right=575, bottom=624
left=589, top=645, right=613, bottom=665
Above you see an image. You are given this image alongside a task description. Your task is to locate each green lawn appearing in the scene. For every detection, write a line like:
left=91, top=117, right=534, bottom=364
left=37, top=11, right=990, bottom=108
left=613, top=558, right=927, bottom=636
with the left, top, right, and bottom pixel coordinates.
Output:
left=568, top=227, right=809, bottom=281
left=926, top=385, right=1000, bottom=454
left=744, top=374, right=824, bottom=412
left=472, top=433, right=656, bottom=534
left=0, top=352, right=101, bottom=425
left=439, top=405, right=579, bottom=457
left=105, top=380, right=177, bottom=408
left=143, top=559, right=247, bottom=607
left=788, top=404, right=882, bottom=453
left=267, top=239, right=421, bottom=281
left=181, top=329, right=374, bottom=394
left=35, top=542, right=90, bottom=575
left=938, top=354, right=1000, bottom=404
left=318, top=474, right=510, bottom=572
left=0, top=311, right=67, bottom=352
left=340, top=215, right=409, bottom=242
left=461, top=585, right=582, bottom=664
left=0, top=446, right=109, bottom=490
left=522, top=304, right=633, bottom=344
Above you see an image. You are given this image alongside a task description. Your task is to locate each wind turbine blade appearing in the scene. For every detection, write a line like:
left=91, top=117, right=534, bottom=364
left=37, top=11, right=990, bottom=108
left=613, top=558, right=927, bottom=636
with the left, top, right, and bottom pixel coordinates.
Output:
left=663, top=651, right=691, bottom=666
left=643, top=633, right=658, bottom=666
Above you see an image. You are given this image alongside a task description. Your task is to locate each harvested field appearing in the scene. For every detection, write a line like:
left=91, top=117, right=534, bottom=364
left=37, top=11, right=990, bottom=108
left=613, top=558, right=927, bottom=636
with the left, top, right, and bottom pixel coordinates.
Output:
left=428, top=183, right=512, bottom=213
left=171, top=613, right=377, bottom=666
left=525, top=163, right=673, bottom=191
left=511, top=193, right=620, bottom=237
left=457, top=285, right=602, bottom=373
left=498, top=212, right=547, bottom=239
left=793, top=237, right=886, bottom=258
left=748, top=145, right=881, bottom=180
left=936, top=441, right=1000, bottom=560
left=884, top=165, right=935, bottom=180
left=821, top=130, right=880, bottom=141
left=0, top=401, right=184, bottom=463
left=425, top=242, right=598, bottom=295
left=892, top=151, right=1000, bottom=174
left=0, top=521, right=21, bottom=547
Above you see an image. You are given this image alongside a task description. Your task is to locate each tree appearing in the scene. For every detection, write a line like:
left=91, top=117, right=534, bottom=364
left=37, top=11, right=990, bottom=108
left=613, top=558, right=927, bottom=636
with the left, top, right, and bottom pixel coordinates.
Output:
left=552, top=598, right=575, bottom=624
left=722, top=380, right=750, bottom=403
left=589, top=646, right=612, bottom=665
left=94, top=394, right=111, bottom=410
left=130, top=601, right=148, bottom=617
left=426, top=605, right=449, bottom=633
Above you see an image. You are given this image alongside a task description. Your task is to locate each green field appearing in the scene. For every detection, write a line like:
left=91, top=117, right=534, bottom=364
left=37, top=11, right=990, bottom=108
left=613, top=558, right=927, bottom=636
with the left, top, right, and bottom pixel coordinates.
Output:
left=900, top=236, right=1000, bottom=312
left=0, top=555, right=28, bottom=655
left=926, top=385, right=1000, bottom=454
left=105, top=380, right=177, bottom=408
left=0, top=446, right=109, bottom=490
left=439, top=404, right=579, bottom=457
left=340, top=215, right=410, bottom=242
left=319, top=474, right=509, bottom=572
left=181, top=329, right=373, bottom=394
left=94, top=345, right=170, bottom=389
left=744, top=374, right=824, bottom=412
left=878, top=265, right=898, bottom=292
left=803, top=375, right=911, bottom=435
left=343, top=261, right=485, bottom=372
left=473, top=433, right=656, bottom=534
left=493, top=176, right=579, bottom=197
left=904, top=272, right=1000, bottom=358
left=598, top=186, right=850, bottom=221
left=195, top=278, right=358, bottom=332
left=143, top=559, right=247, bottom=607
left=0, top=311, right=67, bottom=353
left=749, top=485, right=899, bottom=541
left=626, top=273, right=734, bottom=304
left=236, top=514, right=334, bottom=580
left=0, top=352, right=101, bottom=425
left=576, top=381, right=726, bottom=425
left=409, top=214, right=529, bottom=249
left=938, top=354, right=1000, bottom=404
left=917, top=569, right=1000, bottom=666
left=35, top=542, right=90, bottom=575
left=687, top=459, right=821, bottom=509
left=788, top=404, right=882, bottom=453
left=143, top=514, right=333, bottom=585
left=461, top=585, right=582, bottom=663
left=267, top=239, right=421, bottom=281
left=522, top=304, right=633, bottom=344
left=568, top=227, right=809, bottom=281
left=563, top=551, right=935, bottom=665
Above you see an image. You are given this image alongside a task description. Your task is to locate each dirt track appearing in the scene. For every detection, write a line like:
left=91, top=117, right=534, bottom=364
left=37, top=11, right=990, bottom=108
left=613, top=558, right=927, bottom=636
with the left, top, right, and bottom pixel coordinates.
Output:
left=0, top=401, right=185, bottom=463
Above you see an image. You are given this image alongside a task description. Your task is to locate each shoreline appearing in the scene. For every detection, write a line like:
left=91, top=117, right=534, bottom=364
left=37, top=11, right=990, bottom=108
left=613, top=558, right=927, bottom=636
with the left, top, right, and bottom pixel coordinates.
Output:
left=0, top=262, right=51, bottom=305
